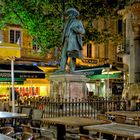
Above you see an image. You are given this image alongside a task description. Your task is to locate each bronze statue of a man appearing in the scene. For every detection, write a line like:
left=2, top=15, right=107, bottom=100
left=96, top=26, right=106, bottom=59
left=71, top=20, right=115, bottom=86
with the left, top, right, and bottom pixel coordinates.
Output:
left=57, top=8, right=85, bottom=73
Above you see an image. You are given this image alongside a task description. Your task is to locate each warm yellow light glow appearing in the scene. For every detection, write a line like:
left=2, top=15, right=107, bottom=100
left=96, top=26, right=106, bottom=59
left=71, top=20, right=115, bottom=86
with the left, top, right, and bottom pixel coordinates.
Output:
left=38, top=66, right=58, bottom=73
left=0, top=78, right=51, bottom=97
left=40, top=86, right=50, bottom=96
left=76, top=58, right=97, bottom=67
left=0, top=43, right=21, bottom=59
left=24, top=78, right=49, bottom=84
left=102, top=70, right=122, bottom=74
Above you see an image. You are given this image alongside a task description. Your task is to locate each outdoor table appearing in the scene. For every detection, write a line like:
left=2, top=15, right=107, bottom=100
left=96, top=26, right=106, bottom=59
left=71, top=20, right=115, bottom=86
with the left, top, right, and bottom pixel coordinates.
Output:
left=0, top=133, right=15, bottom=140
left=0, top=111, right=27, bottom=119
left=0, top=111, right=28, bottom=126
left=106, top=111, right=140, bottom=122
left=41, top=116, right=111, bottom=140
left=84, top=123, right=140, bottom=140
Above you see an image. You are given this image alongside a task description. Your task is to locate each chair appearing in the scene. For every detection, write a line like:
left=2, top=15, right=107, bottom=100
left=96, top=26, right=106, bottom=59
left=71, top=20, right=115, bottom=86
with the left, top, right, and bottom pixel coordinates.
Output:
left=0, top=126, right=15, bottom=137
left=97, top=114, right=108, bottom=121
left=30, top=109, right=43, bottom=129
left=135, top=118, right=140, bottom=126
left=125, top=117, right=135, bottom=125
left=0, top=102, right=5, bottom=111
left=17, top=107, right=31, bottom=125
left=31, top=109, right=43, bottom=121
left=14, top=131, right=33, bottom=140
left=115, top=116, right=126, bottom=124
left=20, top=124, right=55, bottom=140
left=15, top=106, right=20, bottom=113
left=66, top=126, right=79, bottom=134
left=4, top=102, right=10, bottom=111
left=79, top=134, right=95, bottom=140
left=21, top=132, right=33, bottom=140
left=21, top=107, right=31, bottom=116
left=66, top=126, right=80, bottom=140
left=65, top=133, right=80, bottom=140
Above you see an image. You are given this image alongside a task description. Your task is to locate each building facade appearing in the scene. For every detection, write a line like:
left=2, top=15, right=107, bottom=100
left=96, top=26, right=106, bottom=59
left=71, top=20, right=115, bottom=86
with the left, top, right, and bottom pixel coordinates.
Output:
left=79, top=17, right=124, bottom=98
left=118, top=0, right=140, bottom=106
left=0, top=15, right=125, bottom=99
left=0, top=24, right=55, bottom=99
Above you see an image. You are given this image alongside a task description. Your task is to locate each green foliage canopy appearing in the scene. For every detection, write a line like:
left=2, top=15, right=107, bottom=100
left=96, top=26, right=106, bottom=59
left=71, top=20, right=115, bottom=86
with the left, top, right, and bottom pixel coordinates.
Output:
left=0, top=0, right=123, bottom=52
left=0, top=0, right=62, bottom=53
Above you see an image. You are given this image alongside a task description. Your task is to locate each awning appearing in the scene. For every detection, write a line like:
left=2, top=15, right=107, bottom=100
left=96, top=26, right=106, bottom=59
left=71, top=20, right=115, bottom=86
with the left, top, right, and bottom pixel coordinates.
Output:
left=0, top=77, right=24, bottom=81
left=74, top=68, right=102, bottom=75
left=0, top=43, right=21, bottom=58
left=88, top=72, right=123, bottom=80
left=0, top=64, right=45, bottom=80
left=75, top=64, right=110, bottom=75
left=0, top=78, right=24, bottom=84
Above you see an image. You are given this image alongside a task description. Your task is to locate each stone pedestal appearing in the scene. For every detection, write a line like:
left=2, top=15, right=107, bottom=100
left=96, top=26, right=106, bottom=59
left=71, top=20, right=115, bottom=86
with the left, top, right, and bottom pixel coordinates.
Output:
left=49, top=74, right=89, bottom=99
left=122, top=83, right=140, bottom=110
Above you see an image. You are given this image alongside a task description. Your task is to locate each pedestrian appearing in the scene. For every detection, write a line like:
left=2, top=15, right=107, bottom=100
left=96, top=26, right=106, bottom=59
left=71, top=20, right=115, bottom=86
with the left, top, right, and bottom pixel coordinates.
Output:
left=9, top=88, right=19, bottom=105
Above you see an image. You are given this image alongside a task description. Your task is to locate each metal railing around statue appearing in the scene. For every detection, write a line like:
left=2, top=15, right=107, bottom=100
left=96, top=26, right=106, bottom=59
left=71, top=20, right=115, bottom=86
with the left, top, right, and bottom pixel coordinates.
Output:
left=17, top=96, right=127, bottom=118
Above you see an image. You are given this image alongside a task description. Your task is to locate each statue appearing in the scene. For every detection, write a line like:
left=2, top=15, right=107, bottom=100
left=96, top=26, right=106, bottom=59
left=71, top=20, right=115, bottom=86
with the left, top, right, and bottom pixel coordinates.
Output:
left=55, top=8, right=85, bottom=74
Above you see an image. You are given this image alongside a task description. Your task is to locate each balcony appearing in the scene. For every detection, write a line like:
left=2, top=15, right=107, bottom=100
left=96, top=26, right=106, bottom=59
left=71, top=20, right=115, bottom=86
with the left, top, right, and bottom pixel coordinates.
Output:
left=14, top=48, right=45, bottom=65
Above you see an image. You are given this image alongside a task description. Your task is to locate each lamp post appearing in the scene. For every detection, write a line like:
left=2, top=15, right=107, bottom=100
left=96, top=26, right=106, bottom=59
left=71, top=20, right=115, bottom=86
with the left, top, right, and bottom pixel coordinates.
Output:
left=0, top=43, right=20, bottom=113
left=11, top=56, right=15, bottom=113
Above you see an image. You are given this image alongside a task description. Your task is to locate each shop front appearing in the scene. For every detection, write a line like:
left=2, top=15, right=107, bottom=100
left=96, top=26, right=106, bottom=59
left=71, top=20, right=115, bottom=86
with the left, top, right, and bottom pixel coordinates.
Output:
left=88, top=72, right=123, bottom=98
left=0, top=64, right=46, bottom=100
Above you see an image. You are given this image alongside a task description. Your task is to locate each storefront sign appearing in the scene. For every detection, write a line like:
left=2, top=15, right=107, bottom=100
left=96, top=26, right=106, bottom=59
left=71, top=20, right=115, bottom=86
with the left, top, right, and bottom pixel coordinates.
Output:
left=82, top=59, right=98, bottom=64
left=0, top=72, right=45, bottom=78
left=0, top=64, right=45, bottom=79
left=0, top=73, right=11, bottom=77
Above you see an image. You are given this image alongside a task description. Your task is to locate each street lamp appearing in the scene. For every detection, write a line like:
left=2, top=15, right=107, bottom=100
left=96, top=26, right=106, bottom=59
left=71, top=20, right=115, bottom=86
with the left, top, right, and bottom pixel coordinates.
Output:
left=10, top=56, right=15, bottom=113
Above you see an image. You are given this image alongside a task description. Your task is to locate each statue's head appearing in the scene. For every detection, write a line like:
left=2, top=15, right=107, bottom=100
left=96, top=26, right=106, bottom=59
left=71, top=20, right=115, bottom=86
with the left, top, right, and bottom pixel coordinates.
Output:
left=66, top=8, right=79, bottom=18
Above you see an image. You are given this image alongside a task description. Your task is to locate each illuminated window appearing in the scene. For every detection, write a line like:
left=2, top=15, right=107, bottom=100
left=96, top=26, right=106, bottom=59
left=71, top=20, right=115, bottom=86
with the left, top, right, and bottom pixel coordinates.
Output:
left=87, top=43, right=92, bottom=58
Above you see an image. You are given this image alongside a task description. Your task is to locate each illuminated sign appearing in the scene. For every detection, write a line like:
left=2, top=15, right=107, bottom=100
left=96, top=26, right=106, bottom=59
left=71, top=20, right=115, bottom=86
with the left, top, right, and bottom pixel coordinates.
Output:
left=0, top=72, right=45, bottom=78
left=82, top=59, right=98, bottom=64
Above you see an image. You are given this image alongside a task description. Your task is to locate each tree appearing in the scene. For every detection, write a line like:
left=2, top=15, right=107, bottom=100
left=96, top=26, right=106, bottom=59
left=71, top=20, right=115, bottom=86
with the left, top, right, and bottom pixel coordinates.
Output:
left=0, top=0, right=62, bottom=54
left=0, top=0, right=126, bottom=53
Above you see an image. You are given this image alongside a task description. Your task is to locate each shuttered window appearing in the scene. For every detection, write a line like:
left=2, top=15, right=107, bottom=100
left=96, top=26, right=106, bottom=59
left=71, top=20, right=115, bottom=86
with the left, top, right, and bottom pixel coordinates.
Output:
left=10, top=29, right=21, bottom=46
